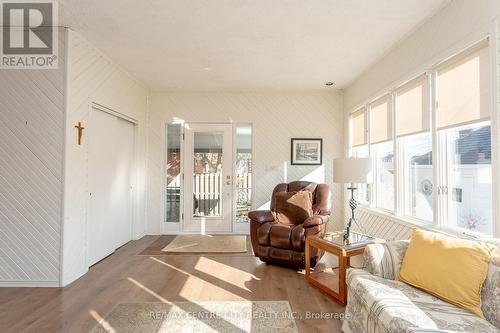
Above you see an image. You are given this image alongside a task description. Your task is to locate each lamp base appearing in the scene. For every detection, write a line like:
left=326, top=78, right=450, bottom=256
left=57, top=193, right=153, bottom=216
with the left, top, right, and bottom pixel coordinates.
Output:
left=344, top=187, right=359, bottom=242
left=343, top=217, right=356, bottom=242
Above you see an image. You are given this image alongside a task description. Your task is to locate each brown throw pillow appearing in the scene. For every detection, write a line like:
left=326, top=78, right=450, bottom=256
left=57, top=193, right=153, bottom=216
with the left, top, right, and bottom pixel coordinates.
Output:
left=274, top=190, right=313, bottom=225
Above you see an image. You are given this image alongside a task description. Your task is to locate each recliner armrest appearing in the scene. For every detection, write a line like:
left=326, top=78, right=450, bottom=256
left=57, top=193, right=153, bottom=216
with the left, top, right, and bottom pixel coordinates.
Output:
left=303, top=215, right=329, bottom=228
left=248, top=210, right=275, bottom=224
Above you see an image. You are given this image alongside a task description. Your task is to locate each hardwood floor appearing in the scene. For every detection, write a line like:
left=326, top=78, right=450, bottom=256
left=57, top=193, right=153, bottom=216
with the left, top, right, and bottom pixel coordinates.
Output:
left=0, top=236, right=346, bottom=333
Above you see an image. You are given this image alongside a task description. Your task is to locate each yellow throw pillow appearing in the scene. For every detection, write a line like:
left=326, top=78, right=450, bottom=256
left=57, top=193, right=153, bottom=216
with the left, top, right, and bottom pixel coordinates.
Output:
left=398, top=228, right=493, bottom=318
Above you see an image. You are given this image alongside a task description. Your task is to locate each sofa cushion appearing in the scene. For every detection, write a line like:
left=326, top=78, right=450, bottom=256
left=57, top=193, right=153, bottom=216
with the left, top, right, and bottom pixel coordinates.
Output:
left=273, top=190, right=312, bottom=225
left=399, top=229, right=494, bottom=318
left=342, top=268, right=499, bottom=333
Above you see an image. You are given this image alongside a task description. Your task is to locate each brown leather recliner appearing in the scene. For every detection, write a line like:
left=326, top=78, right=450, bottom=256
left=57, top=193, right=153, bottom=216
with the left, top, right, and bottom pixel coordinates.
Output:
left=249, top=181, right=331, bottom=269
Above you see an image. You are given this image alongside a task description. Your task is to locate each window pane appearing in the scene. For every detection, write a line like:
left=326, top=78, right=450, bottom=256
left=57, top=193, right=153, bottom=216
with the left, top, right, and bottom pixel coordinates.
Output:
left=401, top=132, right=433, bottom=220
left=444, top=121, right=492, bottom=235
left=166, top=123, right=181, bottom=222
left=351, top=145, right=370, bottom=204
left=374, top=141, right=394, bottom=211
left=236, top=124, right=253, bottom=223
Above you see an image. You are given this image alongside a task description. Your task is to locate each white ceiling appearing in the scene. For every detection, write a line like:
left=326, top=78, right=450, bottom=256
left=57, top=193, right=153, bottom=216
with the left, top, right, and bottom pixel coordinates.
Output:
left=58, top=0, right=450, bottom=91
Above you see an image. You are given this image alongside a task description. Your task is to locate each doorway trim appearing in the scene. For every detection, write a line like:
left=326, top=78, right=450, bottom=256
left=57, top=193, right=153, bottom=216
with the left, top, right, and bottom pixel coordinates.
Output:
left=162, top=121, right=254, bottom=235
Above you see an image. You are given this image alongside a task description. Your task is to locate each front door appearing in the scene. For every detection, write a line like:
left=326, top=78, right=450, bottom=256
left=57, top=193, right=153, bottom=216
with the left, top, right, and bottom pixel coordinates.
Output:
left=183, top=123, right=233, bottom=233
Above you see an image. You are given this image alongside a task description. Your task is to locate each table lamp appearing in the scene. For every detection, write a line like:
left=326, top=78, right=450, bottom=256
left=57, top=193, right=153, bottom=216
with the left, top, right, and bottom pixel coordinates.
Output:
left=333, top=158, right=372, bottom=241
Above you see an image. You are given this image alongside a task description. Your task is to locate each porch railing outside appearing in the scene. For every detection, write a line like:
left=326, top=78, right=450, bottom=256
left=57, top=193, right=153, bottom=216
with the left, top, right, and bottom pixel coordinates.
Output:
left=193, top=173, right=222, bottom=217
left=165, top=172, right=252, bottom=222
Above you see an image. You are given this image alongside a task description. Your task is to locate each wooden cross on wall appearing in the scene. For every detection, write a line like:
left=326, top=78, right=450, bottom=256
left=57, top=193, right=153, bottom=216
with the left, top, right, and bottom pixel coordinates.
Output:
left=75, top=122, right=84, bottom=145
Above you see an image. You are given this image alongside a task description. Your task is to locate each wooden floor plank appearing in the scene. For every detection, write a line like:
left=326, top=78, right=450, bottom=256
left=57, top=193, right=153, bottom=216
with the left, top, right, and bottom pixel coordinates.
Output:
left=0, top=236, right=346, bottom=333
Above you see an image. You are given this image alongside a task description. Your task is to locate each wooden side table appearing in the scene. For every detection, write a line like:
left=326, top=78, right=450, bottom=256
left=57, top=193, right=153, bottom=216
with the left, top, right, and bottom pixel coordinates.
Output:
left=305, top=231, right=377, bottom=305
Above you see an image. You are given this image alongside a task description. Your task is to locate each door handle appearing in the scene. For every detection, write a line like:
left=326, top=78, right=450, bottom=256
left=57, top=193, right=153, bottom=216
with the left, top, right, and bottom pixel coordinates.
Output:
left=225, top=175, right=232, bottom=185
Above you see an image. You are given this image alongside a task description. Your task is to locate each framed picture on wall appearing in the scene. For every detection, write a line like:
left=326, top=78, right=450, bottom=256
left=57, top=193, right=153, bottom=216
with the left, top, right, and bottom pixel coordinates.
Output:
left=291, top=138, right=323, bottom=165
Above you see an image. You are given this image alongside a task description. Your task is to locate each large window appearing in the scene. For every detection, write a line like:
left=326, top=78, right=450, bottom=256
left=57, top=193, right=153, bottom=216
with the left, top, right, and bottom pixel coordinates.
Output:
left=400, top=132, right=433, bottom=220
left=373, top=141, right=394, bottom=210
left=442, top=121, right=492, bottom=234
left=436, top=41, right=492, bottom=235
left=395, top=75, right=433, bottom=221
left=351, top=145, right=370, bottom=203
left=350, top=107, right=370, bottom=203
left=370, top=95, right=394, bottom=211
left=348, top=39, right=495, bottom=237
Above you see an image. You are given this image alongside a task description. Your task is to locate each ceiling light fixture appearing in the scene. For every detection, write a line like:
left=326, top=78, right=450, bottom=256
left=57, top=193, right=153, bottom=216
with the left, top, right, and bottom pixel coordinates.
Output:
left=325, top=82, right=335, bottom=86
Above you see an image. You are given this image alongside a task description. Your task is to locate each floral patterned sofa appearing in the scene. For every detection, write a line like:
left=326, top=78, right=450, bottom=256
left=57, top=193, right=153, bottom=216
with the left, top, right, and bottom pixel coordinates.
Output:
left=342, top=240, right=500, bottom=333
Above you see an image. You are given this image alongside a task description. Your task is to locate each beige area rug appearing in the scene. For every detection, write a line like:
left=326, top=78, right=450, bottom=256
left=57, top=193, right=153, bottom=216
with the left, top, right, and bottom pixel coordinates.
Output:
left=90, top=301, right=298, bottom=333
left=162, top=235, right=247, bottom=253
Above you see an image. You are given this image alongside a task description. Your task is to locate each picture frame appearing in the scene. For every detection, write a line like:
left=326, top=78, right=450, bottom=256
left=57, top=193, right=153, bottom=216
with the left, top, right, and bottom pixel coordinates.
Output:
left=291, top=138, right=323, bottom=165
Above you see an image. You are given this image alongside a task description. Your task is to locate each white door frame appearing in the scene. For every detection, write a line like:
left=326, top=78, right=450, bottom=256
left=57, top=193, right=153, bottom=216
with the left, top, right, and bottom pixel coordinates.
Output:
left=182, top=122, right=233, bottom=233
left=86, top=102, right=138, bottom=267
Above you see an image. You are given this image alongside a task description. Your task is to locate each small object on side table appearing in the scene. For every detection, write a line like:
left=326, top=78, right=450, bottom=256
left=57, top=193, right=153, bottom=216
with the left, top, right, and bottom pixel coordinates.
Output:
left=305, top=231, right=380, bottom=305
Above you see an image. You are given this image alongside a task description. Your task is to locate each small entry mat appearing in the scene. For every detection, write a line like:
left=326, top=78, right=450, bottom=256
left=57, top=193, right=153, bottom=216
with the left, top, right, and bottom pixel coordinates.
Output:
left=162, top=235, right=247, bottom=253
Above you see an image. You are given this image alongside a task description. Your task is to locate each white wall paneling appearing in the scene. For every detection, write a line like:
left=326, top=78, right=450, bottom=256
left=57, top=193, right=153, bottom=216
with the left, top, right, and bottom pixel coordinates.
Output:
left=61, top=29, right=149, bottom=286
left=0, top=28, right=149, bottom=287
left=352, top=208, right=412, bottom=241
left=0, top=28, right=66, bottom=286
left=148, top=92, right=346, bottom=235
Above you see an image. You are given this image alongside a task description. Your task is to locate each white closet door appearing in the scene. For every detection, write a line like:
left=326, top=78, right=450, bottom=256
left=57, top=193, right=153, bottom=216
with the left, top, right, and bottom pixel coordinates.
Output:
left=87, top=108, right=134, bottom=266
left=113, top=118, right=134, bottom=248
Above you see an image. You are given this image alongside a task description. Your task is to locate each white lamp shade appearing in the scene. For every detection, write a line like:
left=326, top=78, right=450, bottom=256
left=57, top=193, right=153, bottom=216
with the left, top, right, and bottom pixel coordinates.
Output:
left=333, top=158, right=372, bottom=184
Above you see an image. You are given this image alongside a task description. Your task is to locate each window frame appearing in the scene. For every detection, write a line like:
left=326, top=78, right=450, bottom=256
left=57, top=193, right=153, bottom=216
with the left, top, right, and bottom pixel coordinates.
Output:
left=347, top=36, right=498, bottom=238
left=233, top=123, right=254, bottom=224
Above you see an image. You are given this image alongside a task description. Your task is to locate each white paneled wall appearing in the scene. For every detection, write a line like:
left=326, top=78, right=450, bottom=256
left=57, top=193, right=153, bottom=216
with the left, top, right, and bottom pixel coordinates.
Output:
left=61, top=29, right=149, bottom=286
left=352, top=208, right=412, bottom=241
left=0, top=28, right=66, bottom=286
left=343, top=0, right=500, bottom=240
left=0, top=28, right=149, bottom=287
left=147, top=92, right=345, bottom=234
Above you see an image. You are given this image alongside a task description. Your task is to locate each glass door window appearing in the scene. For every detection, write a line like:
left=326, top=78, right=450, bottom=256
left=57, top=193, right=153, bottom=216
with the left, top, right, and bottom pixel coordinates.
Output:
left=192, top=132, right=224, bottom=217
left=235, top=124, right=253, bottom=223
left=165, top=123, right=182, bottom=222
left=183, top=123, right=233, bottom=233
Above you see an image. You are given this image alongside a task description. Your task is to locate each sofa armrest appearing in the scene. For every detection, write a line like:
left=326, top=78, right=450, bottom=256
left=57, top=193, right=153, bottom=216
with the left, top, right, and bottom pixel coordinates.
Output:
left=303, top=215, right=329, bottom=228
left=363, top=240, right=410, bottom=280
left=248, top=210, right=275, bottom=224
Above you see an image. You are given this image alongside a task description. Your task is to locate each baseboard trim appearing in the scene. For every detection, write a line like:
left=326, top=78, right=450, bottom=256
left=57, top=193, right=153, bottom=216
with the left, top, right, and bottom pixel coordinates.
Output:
left=60, top=267, right=89, bottom=287
left=0, top=280, right=60, bottom=287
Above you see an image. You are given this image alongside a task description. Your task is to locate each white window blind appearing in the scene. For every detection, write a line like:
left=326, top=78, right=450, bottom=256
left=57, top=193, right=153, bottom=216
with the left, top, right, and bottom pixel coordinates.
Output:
left=351, top=108, right=367, bottom=147
left=396, top=75, right=429, bottom=137
left=436, top=42, right=490, bottom=130
left=369, top=95, right=392, bottom=144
